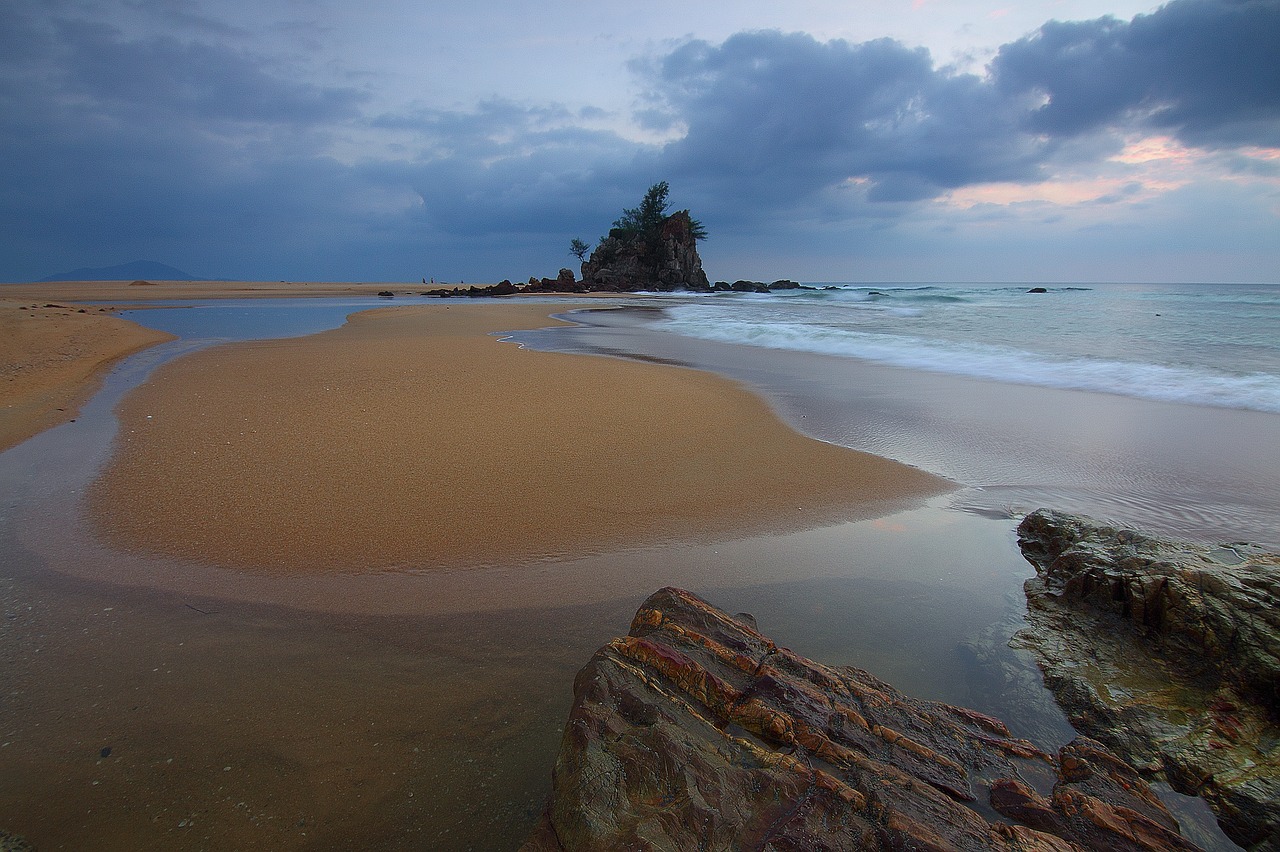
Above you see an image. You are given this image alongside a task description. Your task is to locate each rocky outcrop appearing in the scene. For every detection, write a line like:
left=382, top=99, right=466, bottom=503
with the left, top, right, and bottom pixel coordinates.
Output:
left=580, top=211, right=709, bottom=291
left=524, top=587, right=1205, bottom=851
left=1015, top=510, right=1279, bottom=851
left=0, top=830, right=34, bottom=852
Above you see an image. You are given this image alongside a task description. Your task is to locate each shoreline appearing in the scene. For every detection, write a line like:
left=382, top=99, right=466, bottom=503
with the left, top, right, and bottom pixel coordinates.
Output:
left=85, top=301, right=948, bottom=573
left=0, top=299, right=175, bottom=453
left=0, top=279, right=486, bottom=301
left=2, top=285, right=1253, bottom=850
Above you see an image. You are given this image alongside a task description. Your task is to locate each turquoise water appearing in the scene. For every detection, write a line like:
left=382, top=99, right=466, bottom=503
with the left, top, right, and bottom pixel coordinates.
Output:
left=649, top=282, right=1280, bottom=413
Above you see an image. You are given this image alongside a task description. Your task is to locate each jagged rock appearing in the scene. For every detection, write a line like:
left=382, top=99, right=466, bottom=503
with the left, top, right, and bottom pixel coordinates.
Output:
left=524, top=587, right=1204, bottom=851
left=1015, top=509, right=1279, bottom=851
left=581, top=211, right=709, bottom=291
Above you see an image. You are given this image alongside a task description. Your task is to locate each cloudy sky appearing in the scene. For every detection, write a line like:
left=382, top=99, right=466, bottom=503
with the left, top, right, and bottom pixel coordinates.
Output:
left=3, top=0, right=1277, bottom=283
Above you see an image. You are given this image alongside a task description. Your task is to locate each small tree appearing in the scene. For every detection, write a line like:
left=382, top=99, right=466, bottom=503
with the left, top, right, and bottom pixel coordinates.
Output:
left=611, top=182, right=707, bottom=241
left=569, top=238, right=591, bottom=261
left=612, top=181, right=671, bottom=237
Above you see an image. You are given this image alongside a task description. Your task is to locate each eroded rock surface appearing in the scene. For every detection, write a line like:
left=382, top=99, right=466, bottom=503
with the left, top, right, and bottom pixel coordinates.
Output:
left=581, top=211, right=709, bottom=291
left=524, top=587, right=1205, bottom=851
left=1015, top=509, right=1279, bottom=851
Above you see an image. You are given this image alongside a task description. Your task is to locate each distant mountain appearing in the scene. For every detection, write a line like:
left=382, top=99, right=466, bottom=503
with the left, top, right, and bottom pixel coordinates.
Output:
left=39, top=260, right=201, bottom=282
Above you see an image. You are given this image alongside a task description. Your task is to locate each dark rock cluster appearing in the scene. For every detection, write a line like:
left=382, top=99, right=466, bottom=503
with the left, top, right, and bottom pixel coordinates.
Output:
left=524, top=587, right=1206, bottom=851
left=580, top=209, right=709, bottom=291
left=1016, top=509, right=1279, bottom=851
left=418, top=274, right=812, bottom=298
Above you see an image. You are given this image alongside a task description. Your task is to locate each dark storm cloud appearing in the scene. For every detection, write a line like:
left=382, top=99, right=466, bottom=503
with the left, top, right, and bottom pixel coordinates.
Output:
left=632, top=0, right=1279, bottom=219
left=635, top=31, right=1051, bottom=209
left=0, top=1, right=372, bottom=279
left=2, top=0, right=1277, bottom=281
left=992, top=0, right=1280, bottom=149
left=372, top=98, right=651, bottom=238
left=52, top=18, right=367, bottom=126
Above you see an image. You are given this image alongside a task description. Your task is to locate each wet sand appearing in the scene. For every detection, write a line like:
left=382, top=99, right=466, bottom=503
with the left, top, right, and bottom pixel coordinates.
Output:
left=0, top=300, right=174, bottom=452
left=88, top=303, right=947, bottom=573
left=1, top=292, right=1240, bottom=850
left=0, top=292, right=957, bottom=851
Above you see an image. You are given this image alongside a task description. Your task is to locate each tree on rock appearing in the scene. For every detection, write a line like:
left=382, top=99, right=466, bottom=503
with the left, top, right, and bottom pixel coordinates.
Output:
left=581, top=182, right=710, bottom=291
left=611, top=182, right=706, bottom=244
left=569, top=238, right=592, bottom=261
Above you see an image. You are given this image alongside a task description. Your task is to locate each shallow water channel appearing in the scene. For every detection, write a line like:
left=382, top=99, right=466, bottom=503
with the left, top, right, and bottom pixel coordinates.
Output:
left=0, top=298, right=1237, bottom=849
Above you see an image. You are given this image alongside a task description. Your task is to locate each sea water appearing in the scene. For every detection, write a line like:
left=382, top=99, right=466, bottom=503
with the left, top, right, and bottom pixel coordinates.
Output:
left=514, top=281, right=1280, bottom=549
left=652, top=283, right=1280, bottom=414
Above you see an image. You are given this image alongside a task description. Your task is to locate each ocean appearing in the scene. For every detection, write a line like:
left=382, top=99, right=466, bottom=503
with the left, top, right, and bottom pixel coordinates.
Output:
left=654, top=283, right=1280, bottom=414
left=512, top=281, right=1280, bottom=549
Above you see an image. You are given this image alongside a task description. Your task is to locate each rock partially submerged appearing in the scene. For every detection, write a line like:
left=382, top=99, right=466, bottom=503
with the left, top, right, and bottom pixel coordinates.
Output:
left=524, top=587, right=1204, bottom=851
left=1015, top=509, right=1279, bottom=851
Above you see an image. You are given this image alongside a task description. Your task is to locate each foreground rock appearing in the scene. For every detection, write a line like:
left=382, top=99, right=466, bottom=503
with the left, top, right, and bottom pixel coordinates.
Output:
left=1016, top=510, right=1279, bottom=851
left=524, top=587, right=1205, bottom=851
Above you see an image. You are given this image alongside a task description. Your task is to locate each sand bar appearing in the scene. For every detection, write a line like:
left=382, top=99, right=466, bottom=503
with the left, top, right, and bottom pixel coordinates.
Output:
left=0, top=278, right=474, bottom=302
left=0, top=299, right=174, bottom=453
left=89, top=302, right=948, bottom=571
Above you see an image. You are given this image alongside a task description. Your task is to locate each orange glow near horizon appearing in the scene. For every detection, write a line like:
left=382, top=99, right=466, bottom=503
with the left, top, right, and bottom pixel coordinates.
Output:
left=941, top=176, right=1184, bottom=208
left=1109, top=135, right=1196, bottom=165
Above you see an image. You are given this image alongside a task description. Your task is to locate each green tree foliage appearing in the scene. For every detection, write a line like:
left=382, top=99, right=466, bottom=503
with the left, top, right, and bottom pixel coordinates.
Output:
left=682, top=211, right=708, bottom=241
left=569, top=237, right=591, bottom=260
left=611, top=182, right=707, bottom=241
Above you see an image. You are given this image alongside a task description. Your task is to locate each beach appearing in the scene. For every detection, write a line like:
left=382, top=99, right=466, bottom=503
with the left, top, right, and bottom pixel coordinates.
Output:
left=0, top=279, right=443, bottom=453
left=1, top=281, right=1264, bottom=850
left=0, top=286, right=966, bottom=850
left=87, top=302, right=946, bottom=572
left=0, top=299, right=174, bottom=452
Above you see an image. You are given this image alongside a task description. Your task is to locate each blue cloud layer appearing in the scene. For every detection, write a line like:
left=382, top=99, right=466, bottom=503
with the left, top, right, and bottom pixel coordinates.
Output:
left=2, top=0, right=1277, bottom=281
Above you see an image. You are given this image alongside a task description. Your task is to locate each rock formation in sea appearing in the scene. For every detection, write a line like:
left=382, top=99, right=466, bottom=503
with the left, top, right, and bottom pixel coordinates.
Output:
left=1015, top=509, right=1279, bottom=851
left=523, top=586, right=1206, bottom=851
left=580, top=209, right=710, bottom=291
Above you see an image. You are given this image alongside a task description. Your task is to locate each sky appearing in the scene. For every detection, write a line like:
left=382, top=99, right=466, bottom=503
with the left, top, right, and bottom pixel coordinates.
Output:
left=2, top=0, right=1278, bottom=283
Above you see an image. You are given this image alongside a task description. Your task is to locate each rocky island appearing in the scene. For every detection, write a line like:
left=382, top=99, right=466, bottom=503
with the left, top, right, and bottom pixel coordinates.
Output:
left=421, top=182, right=809, bottom=296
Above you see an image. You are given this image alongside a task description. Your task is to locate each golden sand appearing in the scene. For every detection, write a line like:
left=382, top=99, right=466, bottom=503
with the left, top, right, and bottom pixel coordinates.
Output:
left=88, top=303, right=947, bottom=571
left=0, top=299, right=174, bottom=452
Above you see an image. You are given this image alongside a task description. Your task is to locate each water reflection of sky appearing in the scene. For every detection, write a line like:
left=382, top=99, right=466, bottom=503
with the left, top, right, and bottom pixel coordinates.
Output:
left=114, top=297, right=435, bottom=341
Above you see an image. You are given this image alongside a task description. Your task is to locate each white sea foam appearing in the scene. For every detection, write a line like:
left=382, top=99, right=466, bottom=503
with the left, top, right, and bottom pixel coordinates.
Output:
left=656, top=306, right=1280, bottom=413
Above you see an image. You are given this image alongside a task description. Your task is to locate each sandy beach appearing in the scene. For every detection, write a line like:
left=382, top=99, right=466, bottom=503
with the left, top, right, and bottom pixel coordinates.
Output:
left=85, top=301, right=946, bottom=571
left=1, top=283, right=1255, bottom=850
left=0, top=298, right=174, bottom=453
left=0, top=286, right=952, bottom=850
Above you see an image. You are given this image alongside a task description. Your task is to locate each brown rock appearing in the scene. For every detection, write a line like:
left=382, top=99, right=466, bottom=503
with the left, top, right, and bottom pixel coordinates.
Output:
left=524, top=587, right=1203, bottom=851
left=581, top=211, right=709, bottom=291
left=1016, top=509, right=1279, bottom=850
